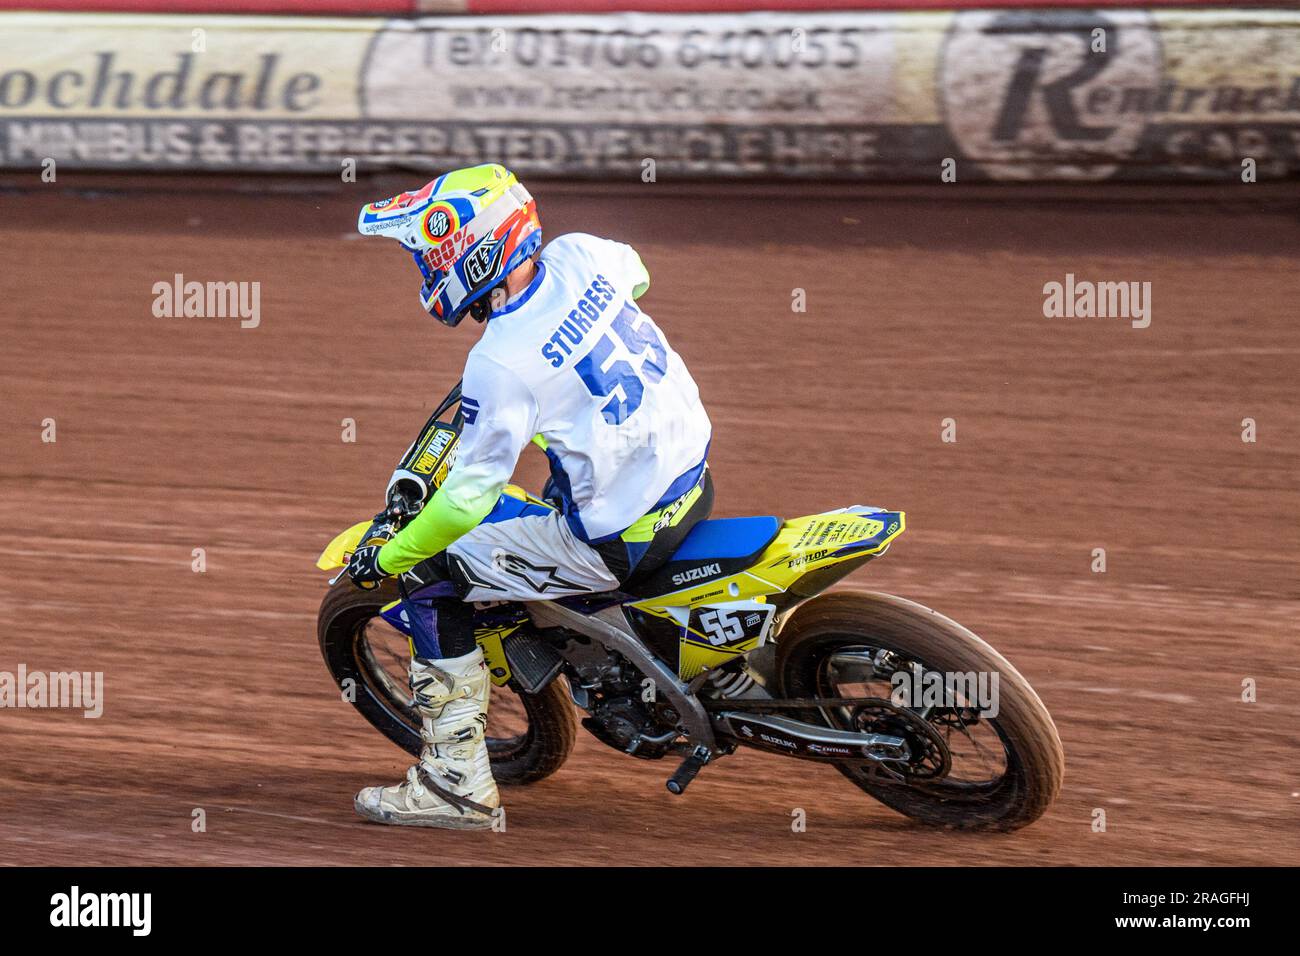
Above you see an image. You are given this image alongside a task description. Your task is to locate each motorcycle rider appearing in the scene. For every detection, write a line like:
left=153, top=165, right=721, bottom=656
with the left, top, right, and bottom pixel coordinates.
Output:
left=345, top=164, right=713, bottom=828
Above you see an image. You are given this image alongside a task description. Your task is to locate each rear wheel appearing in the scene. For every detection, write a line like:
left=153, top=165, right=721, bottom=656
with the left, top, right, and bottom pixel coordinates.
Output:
left=317, top=578, right=576, bottom=786
left=777, top=591, right=1063, bottom=831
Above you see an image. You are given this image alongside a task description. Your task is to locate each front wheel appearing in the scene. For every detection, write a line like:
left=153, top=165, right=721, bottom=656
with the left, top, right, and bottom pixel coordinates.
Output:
left=777, top=591, right=1064, bottom=831
left=317, top=578, right=576, bottom=786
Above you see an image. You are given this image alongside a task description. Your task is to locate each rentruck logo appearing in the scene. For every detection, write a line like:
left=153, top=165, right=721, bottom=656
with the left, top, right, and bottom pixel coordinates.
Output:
left=941, top=10, right=1161, bottom=180
left=0, top=53, right=322, bottom=112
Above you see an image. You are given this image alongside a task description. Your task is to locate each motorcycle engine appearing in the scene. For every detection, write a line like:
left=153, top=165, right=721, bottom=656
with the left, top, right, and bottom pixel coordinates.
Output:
left=581, top=667, right=680, bottom=761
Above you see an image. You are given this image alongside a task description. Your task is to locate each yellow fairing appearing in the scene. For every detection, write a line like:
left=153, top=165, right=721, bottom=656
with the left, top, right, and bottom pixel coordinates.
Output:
left=630, top=509, right=906, bottom=678
left=474, top=624, right=518, bottom=686
left=675, top=599, right=774, bottom=679
left=498, top=483, right=554, bottom=511
left=316, top=520, right=373, bottom=570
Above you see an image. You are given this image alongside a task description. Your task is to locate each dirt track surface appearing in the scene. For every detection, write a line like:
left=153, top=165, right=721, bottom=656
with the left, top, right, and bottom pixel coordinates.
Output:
left=2, top=178, right=1298, bottom=866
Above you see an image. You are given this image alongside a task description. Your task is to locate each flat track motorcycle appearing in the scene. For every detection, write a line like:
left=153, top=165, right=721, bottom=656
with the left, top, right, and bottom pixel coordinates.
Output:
left=317, top=385, right=1064, bottom=831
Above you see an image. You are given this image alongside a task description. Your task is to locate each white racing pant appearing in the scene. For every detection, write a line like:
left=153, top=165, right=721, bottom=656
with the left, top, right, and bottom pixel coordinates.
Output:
left=446, top=504, right=619, bottom=603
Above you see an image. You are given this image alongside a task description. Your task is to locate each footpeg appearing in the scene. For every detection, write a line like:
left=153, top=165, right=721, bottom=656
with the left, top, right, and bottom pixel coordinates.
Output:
left=666, top=747, right=710, bottom=795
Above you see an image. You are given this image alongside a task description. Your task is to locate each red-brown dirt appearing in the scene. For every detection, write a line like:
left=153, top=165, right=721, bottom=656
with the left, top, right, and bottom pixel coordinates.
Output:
left=1, top=178, right=1297, bottom=865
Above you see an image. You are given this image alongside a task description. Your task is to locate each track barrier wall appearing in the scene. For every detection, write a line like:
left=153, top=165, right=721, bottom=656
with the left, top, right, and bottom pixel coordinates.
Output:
left=1, top=8, right=1297, bottom=179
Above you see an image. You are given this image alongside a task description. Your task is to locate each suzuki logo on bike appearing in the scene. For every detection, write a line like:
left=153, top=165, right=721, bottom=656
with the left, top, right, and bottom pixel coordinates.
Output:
left=672, top=563, right=720, bottom=587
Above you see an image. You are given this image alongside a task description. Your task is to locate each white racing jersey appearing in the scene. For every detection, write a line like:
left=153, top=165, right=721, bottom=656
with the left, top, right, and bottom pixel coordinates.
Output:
left=446, top=233, right=712, bottom=543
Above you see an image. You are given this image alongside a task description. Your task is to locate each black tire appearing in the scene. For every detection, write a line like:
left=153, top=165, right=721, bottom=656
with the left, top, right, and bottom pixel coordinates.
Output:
left=317, top=578, right=577, bottom=786
left=777, top=591, right=1064, bottom=831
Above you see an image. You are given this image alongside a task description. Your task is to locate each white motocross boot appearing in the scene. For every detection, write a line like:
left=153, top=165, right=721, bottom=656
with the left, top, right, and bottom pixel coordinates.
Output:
left=354, top=648, right=500, bottom=829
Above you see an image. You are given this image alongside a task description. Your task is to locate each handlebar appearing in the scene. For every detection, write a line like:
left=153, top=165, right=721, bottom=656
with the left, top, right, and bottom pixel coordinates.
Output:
left=330, top=379, right=466, bottom=590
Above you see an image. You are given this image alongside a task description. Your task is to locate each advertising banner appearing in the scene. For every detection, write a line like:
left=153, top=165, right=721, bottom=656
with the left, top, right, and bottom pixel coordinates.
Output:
left=1, top=10, right=1296, bottom=179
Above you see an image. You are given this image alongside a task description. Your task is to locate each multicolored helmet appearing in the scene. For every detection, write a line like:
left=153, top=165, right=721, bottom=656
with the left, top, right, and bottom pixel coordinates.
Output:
left=358, top=164, right=542, bottom=327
